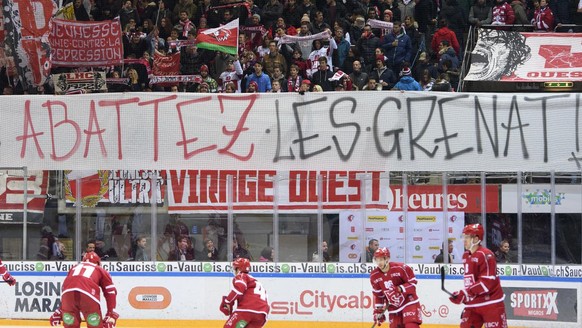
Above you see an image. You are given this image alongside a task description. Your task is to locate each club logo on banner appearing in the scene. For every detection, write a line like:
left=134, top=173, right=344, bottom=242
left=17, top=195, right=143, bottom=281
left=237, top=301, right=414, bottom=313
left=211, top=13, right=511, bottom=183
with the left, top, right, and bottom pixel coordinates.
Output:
left=0, top=170, right=49, bottom=223
left=49, top=18, right=123, bottom=67
left=339, top=211, right=464, bottom=263
left=53, top=71, right=107, bottom=94
left=64, top=171, right=165, bottom=207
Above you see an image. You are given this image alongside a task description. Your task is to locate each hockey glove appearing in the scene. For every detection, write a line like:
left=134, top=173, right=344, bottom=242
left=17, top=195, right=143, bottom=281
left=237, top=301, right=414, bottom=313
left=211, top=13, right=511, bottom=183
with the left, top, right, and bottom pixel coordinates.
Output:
left=104, top=310, right=119, bottom=328
left=2, top=272, right=16, bottom=286
left=220, top=296, right=232, bottom=316
left=449, top=289, right=469, bottom=305
left=373, top=305, right=386, bottom=326
left=49, top=308, right=62, bottom=326
left=374, top=313, right=386, bottom=326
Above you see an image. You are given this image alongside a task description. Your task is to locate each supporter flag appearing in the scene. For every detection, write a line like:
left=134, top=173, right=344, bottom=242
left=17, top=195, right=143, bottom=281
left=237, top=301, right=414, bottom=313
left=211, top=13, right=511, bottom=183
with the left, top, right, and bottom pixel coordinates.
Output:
left=3, top=0, right=57, bottom=88
left=153, top=52, right=181, bottom=76
left=195, top=18, right=238, bottom=55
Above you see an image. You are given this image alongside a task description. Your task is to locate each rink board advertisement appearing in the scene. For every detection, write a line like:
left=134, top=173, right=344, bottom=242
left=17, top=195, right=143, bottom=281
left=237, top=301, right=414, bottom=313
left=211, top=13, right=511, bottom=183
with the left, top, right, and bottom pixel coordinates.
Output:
left=338, top=211, right=465, bottom=263
left=3, top=92, right=582, bottom=172
left=502, top=184, right=582, bottom=213
left=0, top=262, right=580, bottom=327
left=166, top=169, right=499, bottom=214
left=503, top=287, right=578, bottom=322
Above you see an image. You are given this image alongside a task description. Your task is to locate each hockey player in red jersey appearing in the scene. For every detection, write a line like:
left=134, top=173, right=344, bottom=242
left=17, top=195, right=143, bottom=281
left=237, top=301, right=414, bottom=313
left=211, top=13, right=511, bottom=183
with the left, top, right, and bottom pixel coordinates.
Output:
left=220, top=257, right=270, bottom=328
left=49, top=252, right=118, bottom=328
left=370, top=247, right=422, bottom=328
left=449, top=223, right=507, bottom=328
left=0, top=257, right=16, bottom=286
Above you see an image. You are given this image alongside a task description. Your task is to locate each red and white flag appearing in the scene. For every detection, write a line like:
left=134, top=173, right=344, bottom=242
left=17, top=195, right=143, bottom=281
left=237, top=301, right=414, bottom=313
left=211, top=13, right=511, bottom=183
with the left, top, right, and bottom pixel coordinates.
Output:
left=195, top=18, right=238, bottom=55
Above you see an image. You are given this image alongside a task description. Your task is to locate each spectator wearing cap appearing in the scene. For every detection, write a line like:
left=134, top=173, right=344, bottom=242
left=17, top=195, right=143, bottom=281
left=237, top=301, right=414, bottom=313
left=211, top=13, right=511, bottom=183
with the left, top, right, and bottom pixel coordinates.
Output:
left=219, top=59, right=244, bottom=93
left=310, top=57, right=335, bottom=91
left=380, top=0, right=401, bottom=22
left=382, top=9, right=394, bottom=22
left=261, top=0, right=284, bottom=29
left=241, top=0, right=261, bottom=26
left=381, top=20, right=412, bottom=76
left=246, top=81, right=259, bottom=93
left=246, top=61, right=272, bottom=92
left=199, top=65, right=218, bottom=93
left=350, top=16, right=366, bottom=44
left=349, top=60, right=369, bottom=90
left=413, top=52, right=438, bottom=82
left=180, top=45, right=203, bottom=75
left=245, top=13, right=265, bottom=50
left=299, top=79, right=311, bottom=94
left=369, top=54, right=397, bottom=90
left=213, top=51, right=235, bottom=81
left=356, top=24, right=380, bottom=73
left=393, top=65, right=422, bottom=91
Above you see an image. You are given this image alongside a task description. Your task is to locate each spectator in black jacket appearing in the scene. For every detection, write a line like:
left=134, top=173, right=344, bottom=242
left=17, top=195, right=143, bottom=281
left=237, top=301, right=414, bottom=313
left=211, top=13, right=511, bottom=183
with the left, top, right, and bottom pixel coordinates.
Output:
left=311, top=57, right=335, bottom=91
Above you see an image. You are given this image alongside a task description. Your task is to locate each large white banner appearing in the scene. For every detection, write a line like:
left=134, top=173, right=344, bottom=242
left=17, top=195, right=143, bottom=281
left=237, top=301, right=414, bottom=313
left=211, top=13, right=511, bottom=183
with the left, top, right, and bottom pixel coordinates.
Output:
left=502, top=184, right=582, bottom=213
left=339, top=211, right=464, bottom=263
left=2, top=92, right=582, bottom=171
left=465, top=30, right=582, bottom=82
left=0, top=262, right=580, bottom=327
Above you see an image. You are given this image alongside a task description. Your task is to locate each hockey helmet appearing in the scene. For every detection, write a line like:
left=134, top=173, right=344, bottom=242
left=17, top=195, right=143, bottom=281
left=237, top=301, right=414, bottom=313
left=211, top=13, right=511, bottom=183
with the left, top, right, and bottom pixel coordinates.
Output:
left=373, top=247, right=390, bottom=259
left=232, top=257, right=251, bottom=273
left=83, top=251, right=101, bottom=265
left=462, top=223, right=484, bottom=241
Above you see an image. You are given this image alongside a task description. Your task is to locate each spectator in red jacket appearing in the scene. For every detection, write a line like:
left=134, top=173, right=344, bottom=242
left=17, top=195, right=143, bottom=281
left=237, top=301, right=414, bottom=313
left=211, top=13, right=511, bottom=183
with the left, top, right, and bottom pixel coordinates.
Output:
left=430, top=19, right=460, bottom=57
left=491, top=0, right=516, bottom=26
left=531, top=0, right=555, bottom=32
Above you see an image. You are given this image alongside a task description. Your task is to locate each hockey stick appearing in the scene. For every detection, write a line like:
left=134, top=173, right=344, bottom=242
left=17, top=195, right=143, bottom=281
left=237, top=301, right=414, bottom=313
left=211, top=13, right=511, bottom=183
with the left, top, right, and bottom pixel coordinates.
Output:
left=440, top=266, right=456, bottom=297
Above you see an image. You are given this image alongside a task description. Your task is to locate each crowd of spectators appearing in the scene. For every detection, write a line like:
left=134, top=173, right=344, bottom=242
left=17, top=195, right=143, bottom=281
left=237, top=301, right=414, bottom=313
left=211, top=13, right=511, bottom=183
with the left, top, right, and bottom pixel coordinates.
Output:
left=1, top=0, right=582, bottom=95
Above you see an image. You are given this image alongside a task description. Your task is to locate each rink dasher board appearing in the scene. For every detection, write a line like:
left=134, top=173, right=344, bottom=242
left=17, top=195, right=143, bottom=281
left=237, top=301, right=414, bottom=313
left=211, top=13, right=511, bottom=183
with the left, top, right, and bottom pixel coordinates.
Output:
left=0, top=262, right=580, bottom=327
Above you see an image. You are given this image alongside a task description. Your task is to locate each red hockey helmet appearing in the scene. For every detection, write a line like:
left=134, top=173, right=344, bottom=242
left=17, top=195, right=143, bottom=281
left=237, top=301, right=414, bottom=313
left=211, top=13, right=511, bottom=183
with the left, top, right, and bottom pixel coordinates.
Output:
left=232, top=258, right=251, bottom=273
left=462, top=223, right=484, bottom=241
left=83, top=251, right=101, bottom=265
left=373, top=247, right=390, bottom=259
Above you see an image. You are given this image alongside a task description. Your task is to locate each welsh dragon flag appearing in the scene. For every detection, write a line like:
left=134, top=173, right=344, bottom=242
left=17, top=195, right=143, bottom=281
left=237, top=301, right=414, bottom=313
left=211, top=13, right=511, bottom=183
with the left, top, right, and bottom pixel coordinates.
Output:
left=196, top=19, right=238, bottom=55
